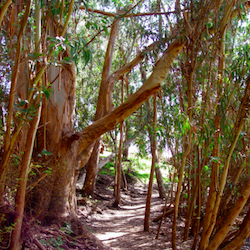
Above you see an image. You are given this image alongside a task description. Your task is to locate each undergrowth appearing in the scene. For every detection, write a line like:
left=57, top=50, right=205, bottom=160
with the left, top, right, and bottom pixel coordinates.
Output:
left=99, top=155, right=171, bottom=184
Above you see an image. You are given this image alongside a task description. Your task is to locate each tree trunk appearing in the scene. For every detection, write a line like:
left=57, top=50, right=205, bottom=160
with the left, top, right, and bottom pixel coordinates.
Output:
left=221, top=207, right=250, bottom=250
left=81, top=138, right=102, bottom=196
left=154, top=167, right=165, bottom=199
left=141, top=67, right=165, bottom=199
left=82, top=14, right=120, bottom=196
left=172, top=62, right=193, bottom=250
left=26, top=54, right=80, bottom=228
left=10, top=103, right=41, bottom=250
left=114, top=80, right=125, bottom=206
left=144, top=94, right=157, bottom=231
left=26, top=38, right=183, bottom=226
left=207, top=178, right=250, bottom=250
left=113, top=121, right=124, bottom=207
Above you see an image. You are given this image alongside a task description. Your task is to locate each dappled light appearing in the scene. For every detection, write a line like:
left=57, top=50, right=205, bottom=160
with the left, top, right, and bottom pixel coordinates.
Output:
left=0, top=0, right=250, bottom=249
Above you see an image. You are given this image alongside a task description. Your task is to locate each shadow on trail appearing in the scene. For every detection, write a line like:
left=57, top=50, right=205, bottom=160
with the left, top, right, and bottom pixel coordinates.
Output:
left=78, top=185, right=178, bottom=250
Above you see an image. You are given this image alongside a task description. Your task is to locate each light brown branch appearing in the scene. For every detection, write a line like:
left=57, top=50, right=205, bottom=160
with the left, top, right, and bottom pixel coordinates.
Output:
left=80, top=6, right=186, bottom=18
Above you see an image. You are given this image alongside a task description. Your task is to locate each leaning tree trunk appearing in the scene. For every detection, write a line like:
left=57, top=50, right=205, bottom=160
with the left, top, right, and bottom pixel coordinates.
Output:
left=221, top=207, right=250, bottom=250
left=0, top=1, right=186, bottom=238
left=28, top=38, right=184, bottom=225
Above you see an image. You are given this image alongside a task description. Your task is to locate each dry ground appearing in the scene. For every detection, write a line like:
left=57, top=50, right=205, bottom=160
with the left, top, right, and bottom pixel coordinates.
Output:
left=2, top=173, right=248, bottom=249
left=78, top=174, right=193, bottom=250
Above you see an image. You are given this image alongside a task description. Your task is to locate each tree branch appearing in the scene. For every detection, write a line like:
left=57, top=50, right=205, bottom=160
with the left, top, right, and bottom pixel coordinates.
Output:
left=80, top=6, right=186, bottom=18
left=77, top=40, right=184, bottom=156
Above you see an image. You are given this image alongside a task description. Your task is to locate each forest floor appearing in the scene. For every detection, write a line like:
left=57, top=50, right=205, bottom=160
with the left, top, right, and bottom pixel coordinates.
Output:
left=77, top=174, right=193, bottom=250
left=3, top=172, right=249, bottom=249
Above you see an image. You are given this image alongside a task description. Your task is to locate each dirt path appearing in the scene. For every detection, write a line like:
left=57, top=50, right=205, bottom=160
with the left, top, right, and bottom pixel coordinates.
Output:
left=78, top=175, right=192, bottom=250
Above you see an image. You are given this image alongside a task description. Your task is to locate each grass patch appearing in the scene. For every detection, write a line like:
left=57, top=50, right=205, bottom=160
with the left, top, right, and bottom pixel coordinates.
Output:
left=128, top=170, right=150, bottom=183
left=98, top=154, right=173, bottom=184
left=99, top=162, right=115, bottom=176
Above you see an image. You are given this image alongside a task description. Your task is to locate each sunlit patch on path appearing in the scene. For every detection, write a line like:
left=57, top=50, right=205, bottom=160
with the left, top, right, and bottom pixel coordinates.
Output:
left=78, top=184, right=189, bottom=250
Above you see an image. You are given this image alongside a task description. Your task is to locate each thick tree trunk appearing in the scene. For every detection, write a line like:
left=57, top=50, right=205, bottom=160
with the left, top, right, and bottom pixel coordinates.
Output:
left=27, top=38, right=183, bottom=226
left=25, top=46, right=80, bottom=228
left=207, top=178, right=250, bottom=250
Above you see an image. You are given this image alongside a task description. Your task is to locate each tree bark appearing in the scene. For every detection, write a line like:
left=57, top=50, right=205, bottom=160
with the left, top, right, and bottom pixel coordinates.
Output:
left=141, top=66, right=166, bottom=199
left=144, top=94, right=157, bottom=232
left=221, top=207, right=250, bottom=250
left=10, top=103, right=41, bottom=250
left=207, top=178, right=250, bottom=250
left=83, top=14, right=120, bottom=196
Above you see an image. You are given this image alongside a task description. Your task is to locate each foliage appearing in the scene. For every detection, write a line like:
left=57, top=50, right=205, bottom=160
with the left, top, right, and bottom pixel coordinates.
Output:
left=0, top=0, right=250, bottom=249
left=99, top=162, right=115, bottom=176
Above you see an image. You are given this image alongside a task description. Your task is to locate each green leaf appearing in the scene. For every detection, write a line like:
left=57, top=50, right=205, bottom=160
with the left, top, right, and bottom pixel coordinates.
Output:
left=42, top=86, right=51, bottom=99
left=19, top=100, right=29, bottom=107
left=41, top=149, right=53, bottom=156
left=210, top=156, right=220, bottom=163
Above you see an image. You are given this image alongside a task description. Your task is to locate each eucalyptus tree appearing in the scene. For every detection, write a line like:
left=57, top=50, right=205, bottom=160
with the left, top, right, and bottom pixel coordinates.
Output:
left=1, top=0, right=249, bottom=249
left=0, top=0, right=184, bottom=241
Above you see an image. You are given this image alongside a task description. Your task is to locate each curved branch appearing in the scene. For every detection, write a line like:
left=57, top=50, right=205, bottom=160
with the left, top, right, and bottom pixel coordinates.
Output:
left=0, top=0, right=12, bottom=28
left=77, top=40, right=184, bottom=156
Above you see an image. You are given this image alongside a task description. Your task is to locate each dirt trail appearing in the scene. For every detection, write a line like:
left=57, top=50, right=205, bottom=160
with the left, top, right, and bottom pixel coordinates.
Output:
left=78, top=175, right=192, bottom=250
